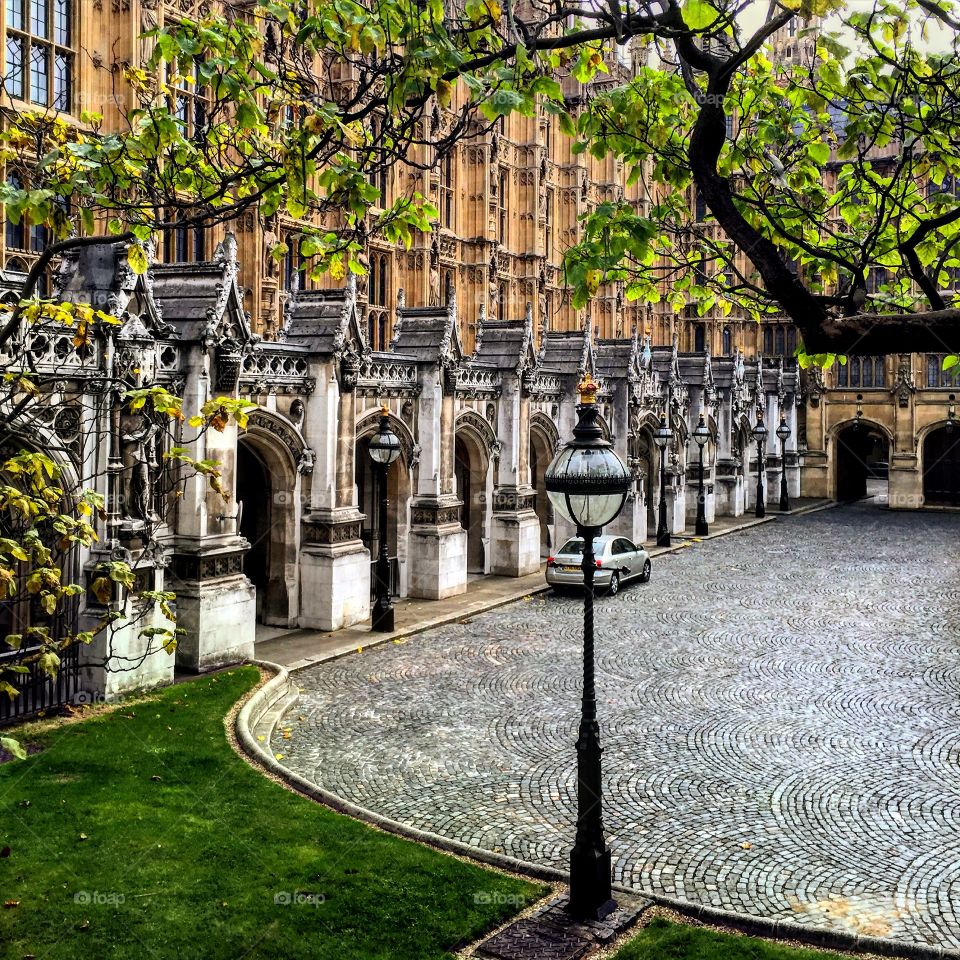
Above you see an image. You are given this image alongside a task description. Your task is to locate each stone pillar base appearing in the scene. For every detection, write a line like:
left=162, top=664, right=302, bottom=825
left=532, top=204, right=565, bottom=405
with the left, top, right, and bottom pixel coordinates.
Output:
left=77, top=555, right=176, bottom=700
left=169, top=539, right=256, bottom=671
left=715, top=460, right=745, bottom=516
left=299, top=544, right=371, bottom=630
left=298, top=512, right=370, bottom=630
left=408, top=499, right=467, bottom=599
left=490, top=511, right=540, bottom=577
left=669, top=487, right=687, bottom=534
left=800, top=450, right=828, bottom=499
left=889, top=455, right=921, bottom=510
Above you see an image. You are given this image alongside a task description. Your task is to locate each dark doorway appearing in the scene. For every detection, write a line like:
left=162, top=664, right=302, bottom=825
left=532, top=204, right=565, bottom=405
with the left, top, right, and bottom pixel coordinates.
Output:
left=455, top=436, right=485, bottom=574
left=237, top=442, right=272, bottom=621
left=924, top=427, right=960, bottom=505
left=356, top=433, right=401, bottom=596
left=836, top=425, right=888, bottom=502
left=530, top=429, right=553, bottom=558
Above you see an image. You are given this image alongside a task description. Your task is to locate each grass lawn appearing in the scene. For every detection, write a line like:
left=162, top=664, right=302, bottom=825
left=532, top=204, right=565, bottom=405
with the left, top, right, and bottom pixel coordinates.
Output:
left=0, top=666, right=544, bottom=960
left=613, top=918, right=850, bottom=960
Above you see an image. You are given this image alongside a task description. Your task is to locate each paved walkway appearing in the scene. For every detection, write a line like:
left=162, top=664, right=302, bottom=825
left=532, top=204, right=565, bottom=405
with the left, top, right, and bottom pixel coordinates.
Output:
left=255, top=501, right=828, bottom=669
left=271, top=502, right=960, bottom=949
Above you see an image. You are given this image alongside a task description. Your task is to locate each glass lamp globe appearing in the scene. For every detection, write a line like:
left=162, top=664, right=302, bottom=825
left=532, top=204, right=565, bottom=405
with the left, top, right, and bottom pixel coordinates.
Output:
left=654, top=415, right=673, bottom=449
left=776, top=417, right=791, bottom=442
left=545, top=376, right=632, bottom=529
left=692, top=413, right=711, bottom=448
left=368, top=406, right=402, bottom=465
left=752, top=412, right=768, bottom=442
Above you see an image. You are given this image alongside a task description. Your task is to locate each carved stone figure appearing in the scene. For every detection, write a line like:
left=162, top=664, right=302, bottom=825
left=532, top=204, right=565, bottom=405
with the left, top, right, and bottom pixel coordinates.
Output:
left=120, top=410, right=160, bottom=522
left=262, top=220, right=280, bottom=279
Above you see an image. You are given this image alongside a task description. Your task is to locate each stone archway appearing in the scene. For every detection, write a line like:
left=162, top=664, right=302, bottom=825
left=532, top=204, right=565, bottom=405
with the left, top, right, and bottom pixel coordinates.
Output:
left=355, top=411, right=414, bottom=597
left=629, top=413, right=659, bottom=537
left=529, top=414, right=558, bottom=558
left=923, top=424, right=960, bottom=505
left=833, top=420, right=891, bottom=502
left=237, top=430, right=300, bottom=626
left=455, top=428, right=489, bottom=575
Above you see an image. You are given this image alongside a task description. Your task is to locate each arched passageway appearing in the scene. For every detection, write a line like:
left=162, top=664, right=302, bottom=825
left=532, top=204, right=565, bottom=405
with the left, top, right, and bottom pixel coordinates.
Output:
left=529, top=425, right=554, bottom=558
left=630, top=426, right=657, bottom=534
left=355, top=433, right=406, bottom=596
left=923, top=426, right=960, bottom=505
left=455, top=434, right=487, bottom=574
left=237, top=438, right=296, bottom=625
left=835, top=423, right=889, bottom=502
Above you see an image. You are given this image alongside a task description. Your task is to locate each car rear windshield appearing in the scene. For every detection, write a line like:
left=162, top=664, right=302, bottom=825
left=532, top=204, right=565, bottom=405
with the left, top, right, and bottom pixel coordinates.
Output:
left=558, top=539, right=585, bottom=555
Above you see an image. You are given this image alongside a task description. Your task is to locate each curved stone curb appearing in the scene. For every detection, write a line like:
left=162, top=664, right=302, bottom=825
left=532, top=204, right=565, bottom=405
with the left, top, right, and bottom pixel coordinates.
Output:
left=236, top=661, right=957, bottom=960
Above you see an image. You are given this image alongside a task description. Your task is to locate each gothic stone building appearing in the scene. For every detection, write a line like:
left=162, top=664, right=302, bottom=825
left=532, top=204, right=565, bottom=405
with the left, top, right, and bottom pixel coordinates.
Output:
left=0, top=3, right=957, bottom=703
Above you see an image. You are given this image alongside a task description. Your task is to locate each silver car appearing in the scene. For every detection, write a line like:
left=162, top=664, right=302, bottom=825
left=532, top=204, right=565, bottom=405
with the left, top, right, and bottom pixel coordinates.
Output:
left=545, top=535, right=651, bottom=596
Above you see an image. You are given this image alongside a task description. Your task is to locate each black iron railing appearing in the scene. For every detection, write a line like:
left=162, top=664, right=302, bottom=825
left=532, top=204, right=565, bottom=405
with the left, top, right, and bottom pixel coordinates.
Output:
left=369, top=556, right=400, bottom=599
left=0, top=633, right=81, bottom=725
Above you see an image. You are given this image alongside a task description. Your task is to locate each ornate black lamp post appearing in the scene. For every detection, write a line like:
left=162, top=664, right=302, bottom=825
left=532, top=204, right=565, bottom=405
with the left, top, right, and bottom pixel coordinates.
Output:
left=692, top=412, right=710, bottom=537
left=545, top=375, right=631, bottom=921
left=368, top=404, right=402, bottom=632
left=776, top=415, right=791, bottom=512
left=653, top=414, right=673, bottom=547
left=752, top=409, right=767, bottom=519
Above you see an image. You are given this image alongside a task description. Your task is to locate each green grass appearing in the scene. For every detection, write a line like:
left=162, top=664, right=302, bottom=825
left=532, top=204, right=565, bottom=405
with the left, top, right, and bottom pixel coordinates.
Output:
left=613, top=918, right=850, bottom=960
left=0, top=666, right=543, bottom=959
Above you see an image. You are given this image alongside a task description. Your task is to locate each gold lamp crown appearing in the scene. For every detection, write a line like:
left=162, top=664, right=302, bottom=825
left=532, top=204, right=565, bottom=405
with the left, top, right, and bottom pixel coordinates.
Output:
left=380, top=402, right=390, bottom=417
left=578, top=374, right=598, bottom=405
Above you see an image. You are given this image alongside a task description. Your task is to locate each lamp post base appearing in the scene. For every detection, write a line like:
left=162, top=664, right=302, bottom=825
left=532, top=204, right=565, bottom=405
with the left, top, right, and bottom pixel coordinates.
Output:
left=371, top=600, right=394, bottom=632
left=568, top=845, right=617, bottom=921
left=695, top=517, right=709, bottom=537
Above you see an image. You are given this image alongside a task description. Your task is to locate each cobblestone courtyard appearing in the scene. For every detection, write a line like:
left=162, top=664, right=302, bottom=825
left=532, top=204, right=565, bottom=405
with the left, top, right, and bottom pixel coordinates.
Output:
left=275, top=504, right=960, bottom=948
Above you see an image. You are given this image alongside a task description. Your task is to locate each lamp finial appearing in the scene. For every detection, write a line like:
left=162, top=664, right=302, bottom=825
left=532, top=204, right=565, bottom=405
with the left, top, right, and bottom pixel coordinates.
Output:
left=578, top=374, right=598, bottom=406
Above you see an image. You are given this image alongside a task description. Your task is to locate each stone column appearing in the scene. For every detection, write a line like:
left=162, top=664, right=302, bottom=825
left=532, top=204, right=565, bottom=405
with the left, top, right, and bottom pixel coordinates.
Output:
left=298, top=355, right=371, bottom=630
left=170, top=340, right=256, bottom=671
left=489, top=378, right=540, bottom=576
left=408, top=365, right=467, bottom=598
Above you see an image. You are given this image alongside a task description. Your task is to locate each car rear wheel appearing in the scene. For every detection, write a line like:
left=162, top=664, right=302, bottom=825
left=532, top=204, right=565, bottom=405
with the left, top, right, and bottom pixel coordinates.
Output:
left=607, top=572, right=620, bottom=596
left=639, top=559, right=651, bottom=583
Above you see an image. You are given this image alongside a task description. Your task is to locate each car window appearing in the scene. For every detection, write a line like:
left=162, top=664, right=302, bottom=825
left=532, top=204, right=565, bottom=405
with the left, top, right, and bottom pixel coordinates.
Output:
left=558, top=539, right=584, bottom=555
left=612, top=539, right=632, bottom=554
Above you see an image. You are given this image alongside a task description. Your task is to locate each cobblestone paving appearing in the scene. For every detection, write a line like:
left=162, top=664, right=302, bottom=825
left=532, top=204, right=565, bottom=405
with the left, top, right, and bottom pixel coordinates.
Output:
left=275, top=504, right=960, bottom=948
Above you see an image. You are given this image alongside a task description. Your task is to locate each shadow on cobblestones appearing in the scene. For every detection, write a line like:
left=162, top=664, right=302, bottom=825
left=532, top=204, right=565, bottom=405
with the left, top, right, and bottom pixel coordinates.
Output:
left=275, top=504, right=960, bottom=950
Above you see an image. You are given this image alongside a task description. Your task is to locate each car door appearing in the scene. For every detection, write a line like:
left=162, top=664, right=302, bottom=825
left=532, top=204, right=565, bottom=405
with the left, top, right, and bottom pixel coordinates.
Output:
left=612, top=538, right=634, bottom=577
left=622, top=538, right=642, bottom=578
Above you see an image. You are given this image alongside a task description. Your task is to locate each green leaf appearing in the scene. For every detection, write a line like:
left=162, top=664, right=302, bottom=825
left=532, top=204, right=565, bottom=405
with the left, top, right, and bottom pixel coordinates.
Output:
left=681, top=0, right=719, bottom=29
left=807, top=141, right=831, bottom=166
left=943, top=355, right=959, bottom=371
left=127, top=243, right=149, bottom=275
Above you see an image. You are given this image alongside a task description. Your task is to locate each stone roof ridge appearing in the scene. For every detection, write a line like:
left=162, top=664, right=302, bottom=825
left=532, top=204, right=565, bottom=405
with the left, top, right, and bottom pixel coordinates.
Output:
left=389, top=291, right=463, bottom=365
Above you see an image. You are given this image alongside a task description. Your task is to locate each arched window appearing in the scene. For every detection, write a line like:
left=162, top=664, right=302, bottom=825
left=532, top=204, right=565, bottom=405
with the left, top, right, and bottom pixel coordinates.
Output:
left=438, top=150, right=454, bottom=229
left=694, top=324, right=705, bottom=352
left=722, top=326, right=732, bottom=355
left=837, top=356, right=886, bottom=388
left=695, top=190, right=708, bottom=222
left=497, top=168, right=508, bottom=244
left=774, top=326, right=785, bottom=356
left=5, top=174, right=25, bottom=250
left=763, top=326, right=773, bottom=354
left=5, top=1, right=73, bottom=109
